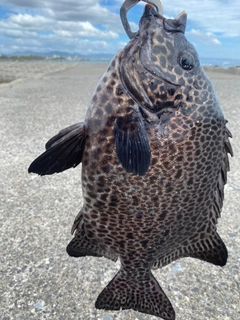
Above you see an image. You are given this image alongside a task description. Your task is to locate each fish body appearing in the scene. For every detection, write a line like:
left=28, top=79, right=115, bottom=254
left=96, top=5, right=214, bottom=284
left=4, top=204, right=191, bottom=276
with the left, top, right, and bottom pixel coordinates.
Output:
left=29, top=5, right=233, bottom=320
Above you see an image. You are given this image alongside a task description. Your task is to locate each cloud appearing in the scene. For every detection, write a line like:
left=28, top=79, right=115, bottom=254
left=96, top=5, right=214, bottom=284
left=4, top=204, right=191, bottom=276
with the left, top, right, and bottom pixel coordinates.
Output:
left=8, top=13, right=50, bottom=26
left=187, top=29, right=221, bottom=46
left=0, top=0, right=239, bottom=58
left=54, top=21, right=118, bottom=39
left=0, top=0, right=123, bottom=54
left=0, top=32, right=112, bottom=55
left=0, top=0, right=122, bottom=28
left=163, top=0, right=240, bottom=38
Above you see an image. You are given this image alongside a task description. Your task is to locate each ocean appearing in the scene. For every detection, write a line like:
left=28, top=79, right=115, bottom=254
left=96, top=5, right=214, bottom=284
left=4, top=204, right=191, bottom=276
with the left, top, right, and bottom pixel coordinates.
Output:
left=200, top=58, right=240, bottom=68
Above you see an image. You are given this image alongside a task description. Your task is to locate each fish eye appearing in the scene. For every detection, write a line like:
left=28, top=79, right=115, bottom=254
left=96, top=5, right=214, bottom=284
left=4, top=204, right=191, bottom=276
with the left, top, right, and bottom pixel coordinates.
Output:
left=178, top=52, right=195, bottom=70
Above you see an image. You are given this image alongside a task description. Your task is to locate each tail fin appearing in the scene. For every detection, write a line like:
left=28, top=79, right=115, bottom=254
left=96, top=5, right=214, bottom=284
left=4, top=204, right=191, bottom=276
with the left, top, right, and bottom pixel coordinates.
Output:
left=95, top=269, right=175, bottom=320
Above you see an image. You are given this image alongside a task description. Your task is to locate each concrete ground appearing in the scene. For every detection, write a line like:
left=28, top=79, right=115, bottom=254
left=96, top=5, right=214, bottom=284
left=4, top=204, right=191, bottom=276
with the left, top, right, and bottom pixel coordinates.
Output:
left=0, top=62, right=239, bottom=320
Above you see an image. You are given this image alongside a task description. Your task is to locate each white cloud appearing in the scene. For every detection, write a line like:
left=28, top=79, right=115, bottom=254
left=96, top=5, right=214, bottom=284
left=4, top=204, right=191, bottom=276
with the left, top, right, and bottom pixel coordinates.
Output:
left=9, top=13, right=50, bottom=26
left=0, top=0, right=239, bottom=58
left=0, top=1, right=122, bottom=54
left=187, top=29, right=221, bottom=46
left=129, top=21, right=139, bottom=32
left=163, top=0, right=240, bottom=38
left=211, top=38, right=221, bottom=46
left=53, top=21, right=118, bottom=40
left=0, top=0, right=122, bottom=28
left=0, top=12, right=119, bottom=40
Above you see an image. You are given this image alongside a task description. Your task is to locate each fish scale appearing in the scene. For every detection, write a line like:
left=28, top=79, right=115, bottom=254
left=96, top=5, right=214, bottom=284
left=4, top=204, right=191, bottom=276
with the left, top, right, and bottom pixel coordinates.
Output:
left=28, top=4, right=233, bottom=320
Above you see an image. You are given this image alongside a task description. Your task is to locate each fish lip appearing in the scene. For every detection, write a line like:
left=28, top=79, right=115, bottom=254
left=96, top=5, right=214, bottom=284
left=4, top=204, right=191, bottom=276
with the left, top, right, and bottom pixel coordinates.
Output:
left=142, top=3, right=162, bottom=18
left=140, top=4, right=164, bottom=28
left=141, top=4, right=186, bottom=34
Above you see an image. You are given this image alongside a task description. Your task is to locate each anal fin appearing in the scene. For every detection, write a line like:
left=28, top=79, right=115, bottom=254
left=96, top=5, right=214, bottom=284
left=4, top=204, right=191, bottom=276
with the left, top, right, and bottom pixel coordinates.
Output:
left=66, top=224, right=117, bottom=262
left=152, top=232, right=228, bottom=270
left=95, top=269, right=175, bottom=320
left=187, top=232, right=228, bottom=266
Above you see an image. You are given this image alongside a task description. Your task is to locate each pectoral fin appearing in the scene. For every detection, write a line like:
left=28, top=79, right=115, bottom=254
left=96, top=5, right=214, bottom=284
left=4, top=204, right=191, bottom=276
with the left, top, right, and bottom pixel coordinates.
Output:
left=28, top=122, right=85, bottom=175
left=113, top=113, right=151, bottom=176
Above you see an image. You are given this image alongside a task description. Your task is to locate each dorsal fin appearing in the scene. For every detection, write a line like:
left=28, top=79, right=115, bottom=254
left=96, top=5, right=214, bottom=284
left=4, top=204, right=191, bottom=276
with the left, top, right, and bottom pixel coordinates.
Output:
left=213, top=123, right=233, bottom=218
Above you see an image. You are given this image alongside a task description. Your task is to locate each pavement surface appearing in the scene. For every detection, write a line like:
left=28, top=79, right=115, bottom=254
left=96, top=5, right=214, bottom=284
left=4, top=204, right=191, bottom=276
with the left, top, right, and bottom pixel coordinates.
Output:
left=0, top=63, right=239, bottom=320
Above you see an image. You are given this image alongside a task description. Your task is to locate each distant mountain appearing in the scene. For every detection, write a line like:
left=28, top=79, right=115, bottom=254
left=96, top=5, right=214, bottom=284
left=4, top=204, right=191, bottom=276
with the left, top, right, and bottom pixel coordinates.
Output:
left=88, top=53, right=115, bottom=60
left=3, top=52, right=239, bottom=67
left=0, top=53, right=9, bottom=59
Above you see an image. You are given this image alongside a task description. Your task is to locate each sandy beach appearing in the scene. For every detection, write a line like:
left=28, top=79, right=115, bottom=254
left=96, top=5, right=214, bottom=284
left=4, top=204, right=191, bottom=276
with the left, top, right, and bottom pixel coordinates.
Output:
left=0, top=61, right=239, bottom=320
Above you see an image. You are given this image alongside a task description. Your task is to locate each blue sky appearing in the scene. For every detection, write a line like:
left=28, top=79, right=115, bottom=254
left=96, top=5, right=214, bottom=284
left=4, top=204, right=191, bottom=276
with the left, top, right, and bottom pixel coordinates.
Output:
left=0, top=0, right=240, bottom=62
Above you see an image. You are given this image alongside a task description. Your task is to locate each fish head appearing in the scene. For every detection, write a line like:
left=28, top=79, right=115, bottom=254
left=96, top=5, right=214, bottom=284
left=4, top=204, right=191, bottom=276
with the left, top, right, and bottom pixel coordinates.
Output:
left=139, top=5, right=193, bottom=72
left=120, top=4, right=219, bottom=118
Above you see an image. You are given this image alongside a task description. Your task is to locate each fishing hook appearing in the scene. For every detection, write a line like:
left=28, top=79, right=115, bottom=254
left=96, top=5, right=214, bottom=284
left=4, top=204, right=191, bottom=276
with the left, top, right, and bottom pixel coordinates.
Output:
left=120, top=0, right=163, bottom=39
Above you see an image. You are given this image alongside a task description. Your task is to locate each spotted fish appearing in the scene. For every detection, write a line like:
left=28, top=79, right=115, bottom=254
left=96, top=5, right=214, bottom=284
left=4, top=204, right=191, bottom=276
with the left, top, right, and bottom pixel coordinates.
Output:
left=28, top=4, right=233, bottom=320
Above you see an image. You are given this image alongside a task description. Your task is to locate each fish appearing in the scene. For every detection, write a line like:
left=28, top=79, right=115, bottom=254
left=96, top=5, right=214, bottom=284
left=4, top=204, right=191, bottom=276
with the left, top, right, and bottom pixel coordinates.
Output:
left=28, top=4, right=233, bottom=320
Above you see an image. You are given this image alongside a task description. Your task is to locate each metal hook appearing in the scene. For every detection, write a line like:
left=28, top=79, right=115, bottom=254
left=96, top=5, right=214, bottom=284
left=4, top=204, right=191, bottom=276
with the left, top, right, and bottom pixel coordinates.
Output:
left=120, top=0, right=163, bottom=39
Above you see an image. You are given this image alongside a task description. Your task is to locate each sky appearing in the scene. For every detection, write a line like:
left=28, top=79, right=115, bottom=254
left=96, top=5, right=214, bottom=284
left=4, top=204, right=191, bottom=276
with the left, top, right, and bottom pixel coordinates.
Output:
left=0, top=0, right=240, bottom=61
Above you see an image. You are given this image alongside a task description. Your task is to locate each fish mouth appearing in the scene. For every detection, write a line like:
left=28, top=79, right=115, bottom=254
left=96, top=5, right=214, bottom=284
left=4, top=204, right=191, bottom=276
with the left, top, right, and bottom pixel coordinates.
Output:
left=142, top=3, right=162, bottom=18
left=140, top=4, right=164, bottom=28
left=137, top=5, right=187, bottom=89
left=120, top=4, right=187, bottom=114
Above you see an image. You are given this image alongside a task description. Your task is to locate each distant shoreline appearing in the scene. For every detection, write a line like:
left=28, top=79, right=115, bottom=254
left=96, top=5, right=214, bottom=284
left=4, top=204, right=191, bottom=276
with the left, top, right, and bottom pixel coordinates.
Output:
left=203, top=66, right=240, bottom=76
left=1, top=55, right=240, bottom=67
left=0, top=60, right=239, bottom=85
